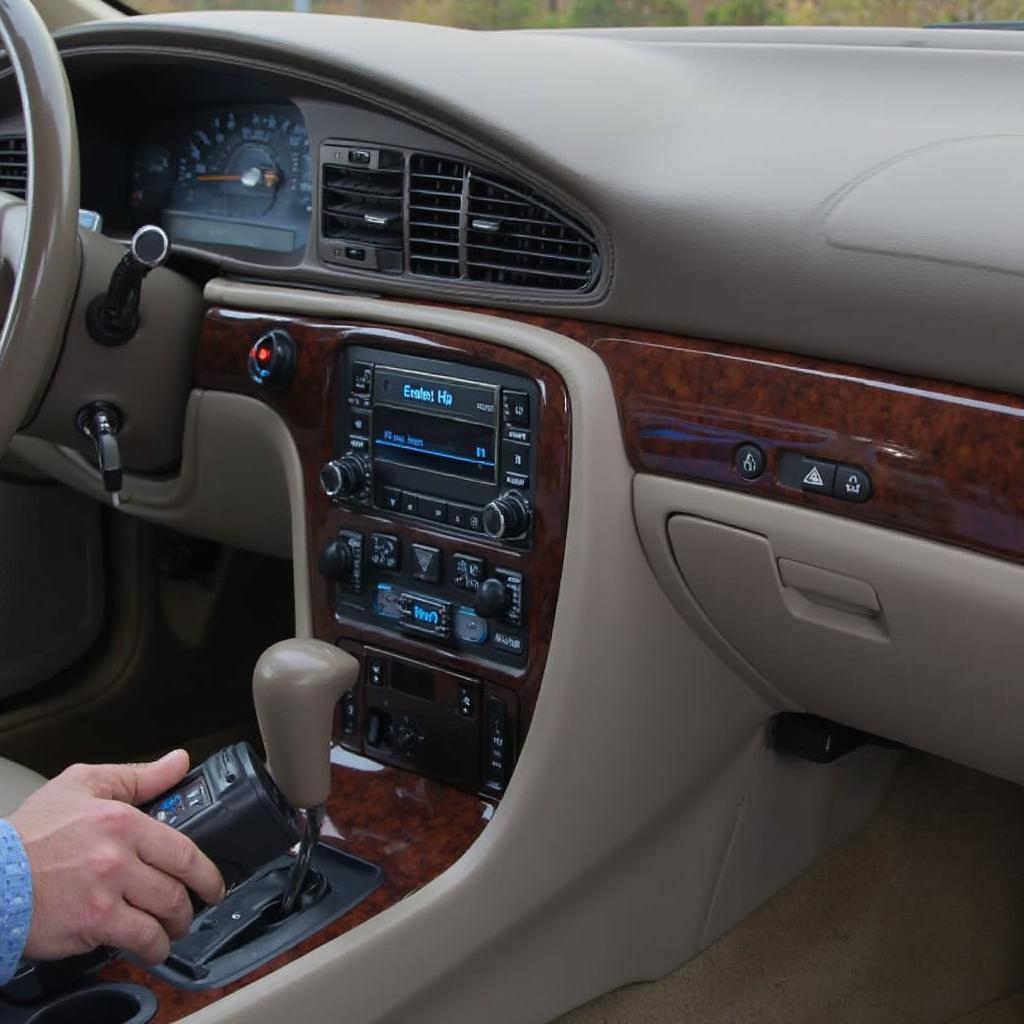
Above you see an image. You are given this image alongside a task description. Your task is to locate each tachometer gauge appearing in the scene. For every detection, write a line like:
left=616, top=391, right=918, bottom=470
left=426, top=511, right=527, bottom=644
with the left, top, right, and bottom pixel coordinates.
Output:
left=133, top=105, right=312, bottom=256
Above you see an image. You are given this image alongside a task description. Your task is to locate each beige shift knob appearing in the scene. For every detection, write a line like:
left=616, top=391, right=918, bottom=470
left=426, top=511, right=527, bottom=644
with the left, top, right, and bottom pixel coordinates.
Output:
left=252, top=639, right=359, bottom=810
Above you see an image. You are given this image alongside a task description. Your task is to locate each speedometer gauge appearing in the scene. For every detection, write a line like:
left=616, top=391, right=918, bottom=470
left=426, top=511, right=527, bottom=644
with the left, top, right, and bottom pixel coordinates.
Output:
left=132, top=105, right=312, bottom=256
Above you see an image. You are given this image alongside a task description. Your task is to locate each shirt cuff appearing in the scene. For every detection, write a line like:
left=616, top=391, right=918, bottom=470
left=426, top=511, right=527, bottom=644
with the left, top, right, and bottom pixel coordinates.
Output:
left=0, top=819, right=32, bottom=985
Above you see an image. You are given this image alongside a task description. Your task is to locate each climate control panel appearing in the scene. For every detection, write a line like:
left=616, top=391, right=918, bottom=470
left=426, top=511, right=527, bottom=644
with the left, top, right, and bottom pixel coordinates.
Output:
left=320, top=526, right=528, bottom=665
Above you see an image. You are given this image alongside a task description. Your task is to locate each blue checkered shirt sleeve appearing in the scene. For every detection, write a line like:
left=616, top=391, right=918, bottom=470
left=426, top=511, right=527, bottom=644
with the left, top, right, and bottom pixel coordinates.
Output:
left=0, top=820, right=31, bottom=984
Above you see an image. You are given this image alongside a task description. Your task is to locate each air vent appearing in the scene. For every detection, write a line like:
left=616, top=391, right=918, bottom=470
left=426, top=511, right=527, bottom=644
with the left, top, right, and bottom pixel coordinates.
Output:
left=408, top=155, right=464, bottom=279
left=319, top=144, right=404, bottom=272
left=407, top=155, right=599, bottom=292
left=465, top=173, right=597, bottom=291
left=0, top=136, right=28, bottom=199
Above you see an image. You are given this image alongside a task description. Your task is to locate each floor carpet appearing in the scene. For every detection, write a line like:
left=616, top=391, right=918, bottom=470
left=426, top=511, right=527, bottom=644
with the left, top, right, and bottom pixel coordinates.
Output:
left=557, top=754, right=1024, bottom=1024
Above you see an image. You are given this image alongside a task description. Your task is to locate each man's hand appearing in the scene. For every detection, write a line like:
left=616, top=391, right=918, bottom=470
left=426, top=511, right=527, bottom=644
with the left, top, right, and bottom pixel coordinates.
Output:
left=9, top=750, right=225, bottom=965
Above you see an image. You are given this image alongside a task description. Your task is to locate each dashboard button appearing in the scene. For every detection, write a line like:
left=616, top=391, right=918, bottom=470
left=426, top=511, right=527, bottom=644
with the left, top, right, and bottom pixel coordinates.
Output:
left=502, top=439, right=530, bottom=475
left=381, top=486, right=401, bottom=512
left=411, top=544, right=442, bottom=584
left=734, top=443, right=765, bottom=481
left=373, top=584, right=402, bottom=620
left=492, top=630, right=525, bottom=657
left=495, top=569, right=525, bottom=627
left=350, top=410, right=369, bottom=436
left=367, top=658, right=386, bottom=687
left=485, top=697, right=511, bottom=791
left=834, top=465, right=872, bottom=503
left=352, top=362, right=373, bottom=394
left=453, top=553, right=485, bottom=592
left=401, top=493, right=420, bottom=517
left=779, top=452, right=837, bottom=496
left=504, top=427, right=530, bottom=444
left=344, top=246, right=366, bottom=262
left=457, top=683, right=478, bottom=718
left=449, top=503, right=481, bottom=531
left=454, top=608, right=488, bottom=645
left=419, top=497, right=448, bottom=524
left=503, top=390, right=530, bottom=427
left=369, top=533, right=401, bottom=571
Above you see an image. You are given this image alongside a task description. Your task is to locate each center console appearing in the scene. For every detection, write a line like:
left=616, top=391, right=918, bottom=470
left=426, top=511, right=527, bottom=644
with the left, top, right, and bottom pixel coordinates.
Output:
left=200, top=311, right=572, bottom=802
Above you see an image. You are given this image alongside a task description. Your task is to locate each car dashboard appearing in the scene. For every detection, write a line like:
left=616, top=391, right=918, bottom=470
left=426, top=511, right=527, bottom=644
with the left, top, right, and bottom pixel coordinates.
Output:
left=5, top=12, right=1024, bottom=1024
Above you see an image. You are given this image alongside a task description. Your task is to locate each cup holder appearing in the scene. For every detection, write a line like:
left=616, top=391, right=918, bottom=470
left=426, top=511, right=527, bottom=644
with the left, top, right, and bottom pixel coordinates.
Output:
left=26, top=984, right=157, bottom=1024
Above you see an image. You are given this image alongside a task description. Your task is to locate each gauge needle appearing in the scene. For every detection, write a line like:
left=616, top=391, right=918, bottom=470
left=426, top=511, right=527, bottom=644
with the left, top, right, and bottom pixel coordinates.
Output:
left=196, top=166, right=281, bottom=188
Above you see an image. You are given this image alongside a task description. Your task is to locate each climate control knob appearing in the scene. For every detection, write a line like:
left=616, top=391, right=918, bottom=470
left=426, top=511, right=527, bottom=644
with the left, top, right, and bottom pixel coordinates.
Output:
left=318, top=538, right=353, bottom=580
left=482, top=490, right=531, bottom=540
left=319, top=453, right=368, bottom=500
left=474, top=578, right=510, bottom=618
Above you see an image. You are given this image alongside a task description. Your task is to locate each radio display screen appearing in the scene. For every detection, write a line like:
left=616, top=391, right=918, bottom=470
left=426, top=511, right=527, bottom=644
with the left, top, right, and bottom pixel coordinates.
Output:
left=373, top=405, right=497, bottom=483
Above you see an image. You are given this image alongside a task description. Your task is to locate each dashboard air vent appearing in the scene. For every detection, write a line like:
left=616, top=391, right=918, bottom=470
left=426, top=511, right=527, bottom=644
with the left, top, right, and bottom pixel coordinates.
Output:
left=408, top=155, right=464, bottom=279
left=406, top=154, right=599, bottom=292
left=320, top=144, right=404, bottom=273
left=464, top=172, right=597, bottom=291
left=0, top=136, right=28, bottom=199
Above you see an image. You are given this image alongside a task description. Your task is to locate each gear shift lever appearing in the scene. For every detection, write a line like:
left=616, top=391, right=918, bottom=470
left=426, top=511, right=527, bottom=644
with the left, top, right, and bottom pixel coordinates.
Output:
left=252, top=639, right=359, bottom=915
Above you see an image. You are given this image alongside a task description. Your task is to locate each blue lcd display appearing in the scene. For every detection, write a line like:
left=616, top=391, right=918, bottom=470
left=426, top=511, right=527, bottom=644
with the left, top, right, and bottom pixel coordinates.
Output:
left=373, top=405, right=497, bottom=483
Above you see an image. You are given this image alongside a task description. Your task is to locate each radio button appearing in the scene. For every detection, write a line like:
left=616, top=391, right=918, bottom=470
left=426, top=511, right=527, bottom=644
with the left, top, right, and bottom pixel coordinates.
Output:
left=399, top=593, right=452, bottom=639
left=502, top=439, right=530, bottom=474
left=352, top=362, right=373, bottom=394
left=503, top=390, right=530, bottom=427
left=419, top=497, right=448, bottom=524
left=381, top=487, right=402, bottom=512
left=504, top=427, right=530, bottom=444
left=453, top=553, right=485, bottom=592
left=350, top=410, right=369, bottom=437
left=401, top=493, right=420, bottom=517
left=369, top=533, right=401, bottom=572
left=411, top=544, right=442, bottom=584
left=449, top=503, right=480, bottom=531
left=505, top=471, right=530, bottom=489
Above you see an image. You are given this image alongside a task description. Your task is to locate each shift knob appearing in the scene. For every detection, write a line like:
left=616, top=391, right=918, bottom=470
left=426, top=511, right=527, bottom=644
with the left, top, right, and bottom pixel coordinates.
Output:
left=252, top=639, right=359, bottom=810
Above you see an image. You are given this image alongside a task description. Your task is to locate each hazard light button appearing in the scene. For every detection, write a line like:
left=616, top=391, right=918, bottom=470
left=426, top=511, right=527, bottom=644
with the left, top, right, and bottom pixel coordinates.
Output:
left=778, top=452, right=836, bottom=496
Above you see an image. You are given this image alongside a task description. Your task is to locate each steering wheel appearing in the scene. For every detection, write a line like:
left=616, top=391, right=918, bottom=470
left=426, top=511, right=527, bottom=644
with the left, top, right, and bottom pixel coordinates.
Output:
left=0, top=0, right=80, bottom=454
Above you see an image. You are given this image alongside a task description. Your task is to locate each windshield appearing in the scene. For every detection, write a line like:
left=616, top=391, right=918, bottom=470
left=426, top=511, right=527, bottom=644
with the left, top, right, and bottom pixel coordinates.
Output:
left=128, top=0, right=1024, bottom=30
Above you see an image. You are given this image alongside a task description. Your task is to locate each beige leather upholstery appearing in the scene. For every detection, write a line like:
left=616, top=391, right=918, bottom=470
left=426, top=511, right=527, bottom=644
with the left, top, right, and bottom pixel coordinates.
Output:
left=0, top=757, right=45, bottom=818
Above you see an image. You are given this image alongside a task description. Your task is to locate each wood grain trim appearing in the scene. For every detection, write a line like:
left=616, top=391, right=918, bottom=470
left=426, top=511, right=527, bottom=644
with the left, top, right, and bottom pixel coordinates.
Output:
left=472, top=312, right=1024, bottom=566
left=96, top=749, right=490, bottom=1023
left=197, top=307, right=571, bottom=729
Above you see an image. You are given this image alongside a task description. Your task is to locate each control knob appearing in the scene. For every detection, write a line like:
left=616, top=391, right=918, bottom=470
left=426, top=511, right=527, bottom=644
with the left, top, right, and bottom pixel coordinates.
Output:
left=474, top=578, right=510, bottom=619
left=482, top=490, right=531, bottom=540
left=318, top=538, right=353, bottom=580
left=320, top=453, right=368, bottom=500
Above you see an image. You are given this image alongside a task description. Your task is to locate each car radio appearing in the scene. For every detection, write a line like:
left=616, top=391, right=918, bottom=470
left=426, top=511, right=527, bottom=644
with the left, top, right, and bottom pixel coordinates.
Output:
left=320, top=345, right=539, bottom=544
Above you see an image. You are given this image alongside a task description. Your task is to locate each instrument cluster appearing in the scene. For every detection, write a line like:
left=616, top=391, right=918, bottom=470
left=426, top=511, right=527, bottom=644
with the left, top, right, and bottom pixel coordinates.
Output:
left=130, top=103, right=312, bottom=256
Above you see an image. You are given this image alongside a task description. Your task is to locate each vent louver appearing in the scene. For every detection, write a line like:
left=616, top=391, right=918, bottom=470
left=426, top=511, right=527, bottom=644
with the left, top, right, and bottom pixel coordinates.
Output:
left=0, top=136, right=28, bottom=199
left=408, top=154, right=464, bottom=279
left=320, top=146, right=404, bottom=272
left=407, top=157, right=599, bottom=292
left=464, top=173, right=597, bottom=291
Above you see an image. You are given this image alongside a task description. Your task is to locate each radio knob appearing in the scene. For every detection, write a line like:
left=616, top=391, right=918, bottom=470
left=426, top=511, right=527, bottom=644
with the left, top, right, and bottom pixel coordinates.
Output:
left=482, top=491, right=531, bottom=540
left=474, top=578, right=510, bottom=619
left=318, top=538, right=353, bottom=580
left=320, top=453, right=368, bottom=500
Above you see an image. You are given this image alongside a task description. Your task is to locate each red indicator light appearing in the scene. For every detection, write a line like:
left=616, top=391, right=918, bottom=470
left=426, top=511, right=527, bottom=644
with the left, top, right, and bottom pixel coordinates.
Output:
left=255, top=344, right=272, bottom=366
